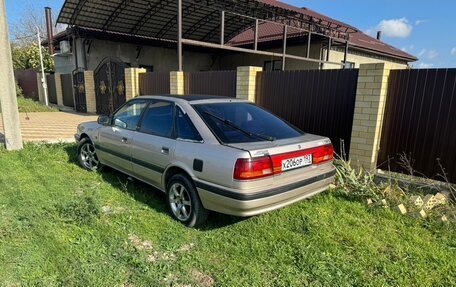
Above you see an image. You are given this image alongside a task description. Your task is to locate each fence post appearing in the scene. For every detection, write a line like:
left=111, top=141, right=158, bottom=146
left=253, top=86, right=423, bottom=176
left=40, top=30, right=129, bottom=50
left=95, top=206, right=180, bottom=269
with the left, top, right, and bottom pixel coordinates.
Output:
left=349, top=63, right=393, bottom=171
left=83, top=71, right=96, bottom=113
left=36, top=72, right=49, bottom=103
left=125, top=67, right=147, bottom=100
left=55, top=73, right=64, bottom=106
left=236, top=66, right=262, bottom=102
left=170, top=71, right=184, bottom=95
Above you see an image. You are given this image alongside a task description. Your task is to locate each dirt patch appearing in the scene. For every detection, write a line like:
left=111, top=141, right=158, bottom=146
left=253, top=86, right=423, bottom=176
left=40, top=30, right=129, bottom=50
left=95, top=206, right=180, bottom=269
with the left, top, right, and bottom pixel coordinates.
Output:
left=191, top=269, right=215, bottom=287
left=146, top=251, right=177, bottom=263
left=128, top=234, right=154, bottom=251
left=178, top=243, right=195, bottom=253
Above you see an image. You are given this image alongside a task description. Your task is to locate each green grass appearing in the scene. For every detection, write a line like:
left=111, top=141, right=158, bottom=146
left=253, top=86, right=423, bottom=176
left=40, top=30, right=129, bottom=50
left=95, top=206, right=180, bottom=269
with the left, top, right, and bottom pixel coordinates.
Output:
left=16, top=96, right=58, bottom=113
left=0, top=143, right=455, bottom=287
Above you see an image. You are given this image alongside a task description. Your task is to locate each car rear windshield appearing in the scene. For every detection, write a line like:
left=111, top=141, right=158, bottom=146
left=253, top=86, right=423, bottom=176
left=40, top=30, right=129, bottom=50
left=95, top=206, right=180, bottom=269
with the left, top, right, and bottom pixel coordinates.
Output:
left=193, top=102, right=303, bottom=144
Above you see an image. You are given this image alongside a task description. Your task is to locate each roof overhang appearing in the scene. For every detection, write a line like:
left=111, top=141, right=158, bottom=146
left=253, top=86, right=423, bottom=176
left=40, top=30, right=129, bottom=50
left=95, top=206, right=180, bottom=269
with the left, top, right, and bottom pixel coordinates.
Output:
left=57, top=0, right=356, bottom=44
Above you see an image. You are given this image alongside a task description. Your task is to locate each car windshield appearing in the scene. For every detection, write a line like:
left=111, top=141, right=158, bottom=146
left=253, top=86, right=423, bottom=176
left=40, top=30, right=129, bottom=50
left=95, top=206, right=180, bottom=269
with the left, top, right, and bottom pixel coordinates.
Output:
left=193, top=102, right=303, bottom=144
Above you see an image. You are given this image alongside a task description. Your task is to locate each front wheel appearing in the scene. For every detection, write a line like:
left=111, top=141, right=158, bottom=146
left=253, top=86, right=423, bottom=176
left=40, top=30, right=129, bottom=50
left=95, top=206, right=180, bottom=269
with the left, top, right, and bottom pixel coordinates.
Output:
left=77, top=138, right=103, bottom=171
left=166, top=174, right=208, bottom=227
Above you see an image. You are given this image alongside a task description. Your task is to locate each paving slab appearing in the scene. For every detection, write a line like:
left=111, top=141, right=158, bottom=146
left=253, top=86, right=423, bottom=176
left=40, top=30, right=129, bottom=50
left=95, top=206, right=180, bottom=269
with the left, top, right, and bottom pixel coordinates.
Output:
left=0, top=112, right=98, bottom=143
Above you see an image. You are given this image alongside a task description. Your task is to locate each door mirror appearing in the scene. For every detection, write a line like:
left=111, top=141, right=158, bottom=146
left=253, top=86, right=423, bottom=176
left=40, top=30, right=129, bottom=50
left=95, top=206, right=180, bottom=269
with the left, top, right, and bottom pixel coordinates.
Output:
left=97, top=115, right=111, bottom=126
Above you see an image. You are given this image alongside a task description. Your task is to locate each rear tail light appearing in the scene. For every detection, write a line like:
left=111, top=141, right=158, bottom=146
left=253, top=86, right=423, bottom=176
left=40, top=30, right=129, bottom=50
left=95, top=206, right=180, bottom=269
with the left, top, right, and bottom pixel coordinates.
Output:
left=234, top=144, right=334, bottom=180
left=234, top=156, right=274, bottom=180
left=313, top=144, right=334, bottom=164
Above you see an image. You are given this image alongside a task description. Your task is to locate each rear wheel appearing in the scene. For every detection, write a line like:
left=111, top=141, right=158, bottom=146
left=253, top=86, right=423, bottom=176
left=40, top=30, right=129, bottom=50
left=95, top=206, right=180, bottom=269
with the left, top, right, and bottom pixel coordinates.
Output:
left=77, top=138, right=103, bottom=171
left=166, top=174, right=208, bottom=227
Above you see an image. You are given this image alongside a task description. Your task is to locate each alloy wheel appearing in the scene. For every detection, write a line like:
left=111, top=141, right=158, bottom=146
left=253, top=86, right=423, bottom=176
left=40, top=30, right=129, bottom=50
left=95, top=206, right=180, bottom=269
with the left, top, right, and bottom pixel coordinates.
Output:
left=168, top=183, right=192, bottom=221
left=80, top=142, right=100, bottom=170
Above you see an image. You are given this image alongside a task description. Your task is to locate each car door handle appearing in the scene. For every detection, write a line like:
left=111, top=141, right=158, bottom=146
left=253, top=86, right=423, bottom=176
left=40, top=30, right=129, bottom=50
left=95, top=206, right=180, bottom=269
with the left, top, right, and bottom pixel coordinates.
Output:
left=161, top=147, right=169, bottom=154
left=121, top=137, right=128, bottom=143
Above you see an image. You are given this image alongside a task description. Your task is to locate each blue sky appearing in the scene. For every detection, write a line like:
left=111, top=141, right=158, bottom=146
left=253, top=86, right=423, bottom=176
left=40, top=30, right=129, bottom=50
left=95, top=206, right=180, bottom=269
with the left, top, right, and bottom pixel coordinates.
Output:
left=6, top=0, right=456, bottom=68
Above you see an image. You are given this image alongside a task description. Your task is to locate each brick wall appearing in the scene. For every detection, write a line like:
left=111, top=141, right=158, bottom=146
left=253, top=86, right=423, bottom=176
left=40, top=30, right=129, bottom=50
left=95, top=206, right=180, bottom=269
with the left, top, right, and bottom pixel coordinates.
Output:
left=84, top=71, right=96, bottom=113
left=236, top=66, right=262, bottom=102
left=349, top=63, right=394, bottom=170
left=125, top=68, right=147, bottom=100
left=170, top=71, right=184, bottom=95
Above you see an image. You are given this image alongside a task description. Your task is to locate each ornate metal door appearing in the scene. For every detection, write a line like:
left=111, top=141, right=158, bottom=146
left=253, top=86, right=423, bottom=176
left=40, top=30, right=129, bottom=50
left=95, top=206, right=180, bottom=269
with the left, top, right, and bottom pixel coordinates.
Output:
left=72, top=68, right=87, bottom=113
left=94, top=57, right=128, bottom=115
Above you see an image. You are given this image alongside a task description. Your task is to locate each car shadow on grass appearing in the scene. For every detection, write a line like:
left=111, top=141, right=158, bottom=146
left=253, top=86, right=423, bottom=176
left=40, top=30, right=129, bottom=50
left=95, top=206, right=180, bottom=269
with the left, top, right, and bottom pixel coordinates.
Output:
left=64, top=144, right=246, bottom=230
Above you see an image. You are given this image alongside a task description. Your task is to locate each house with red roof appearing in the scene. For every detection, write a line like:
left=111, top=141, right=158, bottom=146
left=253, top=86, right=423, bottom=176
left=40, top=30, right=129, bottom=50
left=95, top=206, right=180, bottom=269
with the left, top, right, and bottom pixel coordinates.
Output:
left=46, top=0, right=417, bottom=74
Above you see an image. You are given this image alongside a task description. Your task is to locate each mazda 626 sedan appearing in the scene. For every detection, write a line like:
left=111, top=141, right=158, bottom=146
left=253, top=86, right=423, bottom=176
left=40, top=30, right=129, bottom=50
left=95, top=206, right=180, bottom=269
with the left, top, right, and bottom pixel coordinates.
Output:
left=75, top=95, right=335, bottom=227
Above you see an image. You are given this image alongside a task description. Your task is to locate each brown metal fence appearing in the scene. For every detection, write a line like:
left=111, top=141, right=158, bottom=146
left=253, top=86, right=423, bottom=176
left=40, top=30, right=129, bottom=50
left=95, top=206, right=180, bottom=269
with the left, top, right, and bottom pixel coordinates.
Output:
left=139, top=72, right=170, bottom=95
left=61, top=73, right=74, bottom=107
left=46, top=74, right=57, bottom=104
left=14, top=68, right=39, bottom=100
left=378, top=68, right=456, bottom=183
left=184, top=71, right=236, bottom=97
left=256, top=69, right=359, bottom=157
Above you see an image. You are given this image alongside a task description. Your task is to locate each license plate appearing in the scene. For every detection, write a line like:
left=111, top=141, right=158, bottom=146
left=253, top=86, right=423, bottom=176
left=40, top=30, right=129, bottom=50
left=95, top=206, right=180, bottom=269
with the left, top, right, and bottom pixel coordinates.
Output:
left=281, top=154, right=312, bottom=171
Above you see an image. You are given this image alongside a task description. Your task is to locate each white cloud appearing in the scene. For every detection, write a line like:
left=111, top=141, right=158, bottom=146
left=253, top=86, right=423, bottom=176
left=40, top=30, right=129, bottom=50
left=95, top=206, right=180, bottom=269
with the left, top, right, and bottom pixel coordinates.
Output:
left=401, top=45, right=415, bottom=52
left=377, top=18, right=413, bottom=38
left=451, top=47, right=456, bottom=56
left=418, top=49, right=427, bottom=57
left=427, top=50, right=439, bottom=59
left=415, top=19, right=430, bottom=26
left=417, top=63, right=434, bottom=69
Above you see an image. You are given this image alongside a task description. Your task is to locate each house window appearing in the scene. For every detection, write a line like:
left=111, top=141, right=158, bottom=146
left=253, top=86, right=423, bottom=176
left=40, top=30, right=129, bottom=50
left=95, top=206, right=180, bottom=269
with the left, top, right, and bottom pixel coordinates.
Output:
left=264, top=60, right=282, bottom=71
left=343, top=61, right=355, bottom=69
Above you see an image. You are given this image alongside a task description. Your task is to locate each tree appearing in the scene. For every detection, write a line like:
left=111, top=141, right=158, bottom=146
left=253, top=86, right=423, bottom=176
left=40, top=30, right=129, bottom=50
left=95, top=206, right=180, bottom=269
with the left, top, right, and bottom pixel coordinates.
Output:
left=9, top=3, right=64, bottom=72
left=11, top=42, right=54, bottom=72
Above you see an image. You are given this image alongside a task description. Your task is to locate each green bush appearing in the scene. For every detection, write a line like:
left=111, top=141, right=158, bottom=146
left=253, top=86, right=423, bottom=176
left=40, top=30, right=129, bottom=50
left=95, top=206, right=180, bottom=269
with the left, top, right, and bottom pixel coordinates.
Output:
left=16, top=82, right=23, bottom=98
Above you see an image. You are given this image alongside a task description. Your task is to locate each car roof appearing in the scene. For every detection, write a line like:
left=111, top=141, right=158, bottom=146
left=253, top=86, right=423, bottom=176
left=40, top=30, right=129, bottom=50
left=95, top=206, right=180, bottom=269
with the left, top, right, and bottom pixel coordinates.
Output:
left=137, top=94, right=249, bottom=104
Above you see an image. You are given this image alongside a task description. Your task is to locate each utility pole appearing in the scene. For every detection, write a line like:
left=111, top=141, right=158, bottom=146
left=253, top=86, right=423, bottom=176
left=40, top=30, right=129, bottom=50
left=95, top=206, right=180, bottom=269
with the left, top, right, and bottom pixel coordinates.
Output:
left=37, top=26, right=49, bottom=106
left=0, top=0, right=23, bottom=150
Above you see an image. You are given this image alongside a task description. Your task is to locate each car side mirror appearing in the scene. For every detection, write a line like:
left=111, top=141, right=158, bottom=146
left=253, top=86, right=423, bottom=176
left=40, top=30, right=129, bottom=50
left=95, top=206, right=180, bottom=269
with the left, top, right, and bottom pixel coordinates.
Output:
left=97, top=115, right=110, bottom=126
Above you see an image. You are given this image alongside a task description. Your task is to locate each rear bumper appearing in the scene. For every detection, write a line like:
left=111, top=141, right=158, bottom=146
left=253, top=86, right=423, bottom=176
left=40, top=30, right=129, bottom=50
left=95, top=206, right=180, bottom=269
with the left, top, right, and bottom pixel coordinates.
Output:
left=74, top=133, right=81, bottom=142
left=196, top=168, right=335, bottom=217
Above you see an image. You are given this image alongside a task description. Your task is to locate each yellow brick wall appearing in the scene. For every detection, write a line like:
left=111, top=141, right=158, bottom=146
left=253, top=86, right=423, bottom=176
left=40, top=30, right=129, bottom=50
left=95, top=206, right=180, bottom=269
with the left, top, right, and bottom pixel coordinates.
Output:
left=236, top=66, right=262, bottom=102
left=170, top=71, right=184, bottom=95
left=323, top=48, right=409, bottom=70
left=84, top=71, right=96, bottom=113
left=349, top=63, right=395, bottom=171
left=125, top=68, right=147, bottom=100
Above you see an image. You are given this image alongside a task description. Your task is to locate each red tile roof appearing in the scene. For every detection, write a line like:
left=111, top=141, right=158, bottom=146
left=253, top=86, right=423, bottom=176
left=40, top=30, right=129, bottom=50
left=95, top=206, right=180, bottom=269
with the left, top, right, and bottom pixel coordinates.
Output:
left=229, top=0, right=417, bottom=62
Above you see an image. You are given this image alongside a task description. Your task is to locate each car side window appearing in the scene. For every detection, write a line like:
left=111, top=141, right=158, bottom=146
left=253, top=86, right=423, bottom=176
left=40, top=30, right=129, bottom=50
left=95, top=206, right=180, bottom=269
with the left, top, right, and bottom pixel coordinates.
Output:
left=176, top=107, right=202, bottom=142
left=112, top=100, right=149, bottom=130
left=139, top=101, right=174, bottom=138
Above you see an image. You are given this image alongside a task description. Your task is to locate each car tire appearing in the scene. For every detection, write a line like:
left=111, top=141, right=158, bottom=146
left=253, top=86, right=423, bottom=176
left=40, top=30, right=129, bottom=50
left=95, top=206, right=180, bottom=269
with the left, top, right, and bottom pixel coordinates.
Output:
left=77, top=138, right=103, bottom=171
left=166, top=174, right=208, bottom=227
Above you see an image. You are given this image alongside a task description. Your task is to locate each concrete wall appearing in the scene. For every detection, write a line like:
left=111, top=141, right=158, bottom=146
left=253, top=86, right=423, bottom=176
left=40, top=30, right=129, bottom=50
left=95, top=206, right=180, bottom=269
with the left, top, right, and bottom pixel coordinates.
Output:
left=53, top=38, right=220, bottom=74
left=85, top=39, right=219, bottom=72
left=219, top=44, right=322, bottom=71
left=54, top=53, right=76, bottom=75
left=52, top=37, right=410, bottom=75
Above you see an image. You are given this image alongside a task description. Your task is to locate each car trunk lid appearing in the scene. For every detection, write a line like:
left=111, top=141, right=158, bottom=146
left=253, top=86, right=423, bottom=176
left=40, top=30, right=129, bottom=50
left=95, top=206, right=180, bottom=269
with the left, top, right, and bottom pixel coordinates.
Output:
left=229, top=133, right=333, bottom=178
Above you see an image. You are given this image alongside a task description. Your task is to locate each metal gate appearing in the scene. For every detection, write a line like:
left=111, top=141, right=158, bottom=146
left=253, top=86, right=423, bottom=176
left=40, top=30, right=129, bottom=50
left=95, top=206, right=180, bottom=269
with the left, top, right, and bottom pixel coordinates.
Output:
left=46, top=74, right=57, bottom=104
left=94, top=57, right=128, bottom=115
left=61, top=74, right=74, bottom=107
left=256, top=69, right=359, bottom=157
left=72, top=68, right=87, bottom=113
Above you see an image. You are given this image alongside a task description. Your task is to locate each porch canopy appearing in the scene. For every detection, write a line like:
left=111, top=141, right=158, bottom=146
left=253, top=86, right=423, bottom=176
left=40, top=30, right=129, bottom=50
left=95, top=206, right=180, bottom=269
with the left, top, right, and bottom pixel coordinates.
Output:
left=57, top=0, right=357, bottom=70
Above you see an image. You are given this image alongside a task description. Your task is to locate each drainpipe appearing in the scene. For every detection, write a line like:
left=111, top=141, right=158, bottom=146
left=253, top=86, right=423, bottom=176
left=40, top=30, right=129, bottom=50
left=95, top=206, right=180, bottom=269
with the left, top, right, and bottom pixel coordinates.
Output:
left=45, top=7, right=54, bottom=54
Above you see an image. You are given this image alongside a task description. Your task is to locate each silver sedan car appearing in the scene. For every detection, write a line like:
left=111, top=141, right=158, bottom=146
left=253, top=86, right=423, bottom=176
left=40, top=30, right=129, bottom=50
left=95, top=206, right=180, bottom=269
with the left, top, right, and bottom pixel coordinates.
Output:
left=75, top=95, right=335, bottom=227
